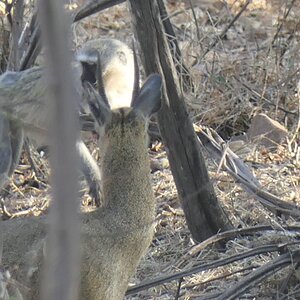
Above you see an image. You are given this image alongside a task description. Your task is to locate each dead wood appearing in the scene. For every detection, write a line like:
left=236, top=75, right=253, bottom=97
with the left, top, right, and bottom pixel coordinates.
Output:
left=20, top=0, right=125, bottom=71
left=195, top=124, right=300, bottom=219
left=128, top=0, right=232, bottom=243
left=126, top=242, right=300, bottom=296
left=216, top=250, right=300, bottom=300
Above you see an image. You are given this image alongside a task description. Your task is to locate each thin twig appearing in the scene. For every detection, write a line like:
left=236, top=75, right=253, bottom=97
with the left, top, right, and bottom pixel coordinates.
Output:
left=233, top=75, right=297, bottom=116
left=196, top=0, right=251, bottom=63
left=23, top=138, right=40, bottom=178
left=185, top=264, right=257, bottom=291
left=157, top=0, right=194, bottom=91
left=0, top=199, right=12, bottom=220
left=187, top=0, right=200, bottom=41
left=188, top=225, right=300, bottom=257
left=126, top=243, right=293, bottom=295
left=271, top=0, right=297, bottom=46
left=216, top=250, right=300, bottom=300
left=278, top=261, right=300, bottom=297
left=6, top=0, right=24, bottom=70
left=174, top=277, right=183, bottom=300
left=195, top=125, right=300, bottom=218
left=20, top=0, right=125, bottom=70
left=73, top=0, right=125, bottom=22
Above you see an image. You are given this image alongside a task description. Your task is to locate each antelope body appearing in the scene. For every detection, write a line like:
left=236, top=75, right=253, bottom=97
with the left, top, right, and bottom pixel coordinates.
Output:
left=1, top=73, right=162, bottom=299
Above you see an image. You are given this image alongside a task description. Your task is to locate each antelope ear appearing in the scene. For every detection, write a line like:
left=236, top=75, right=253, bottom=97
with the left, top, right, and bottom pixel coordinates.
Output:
left=84, top=82, right=111, bottom=127
left=132, top=74, right=162, bottom=118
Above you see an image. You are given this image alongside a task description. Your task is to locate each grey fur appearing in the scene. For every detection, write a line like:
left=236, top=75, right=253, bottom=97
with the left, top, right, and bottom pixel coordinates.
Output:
left=77, top=38, right=135, bottom=109
left=0, top=38, right=135, bottom=205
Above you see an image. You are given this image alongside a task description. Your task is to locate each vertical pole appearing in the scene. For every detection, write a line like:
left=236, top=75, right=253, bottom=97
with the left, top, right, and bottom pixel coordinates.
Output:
left=38, top=1, right=80, bottom=299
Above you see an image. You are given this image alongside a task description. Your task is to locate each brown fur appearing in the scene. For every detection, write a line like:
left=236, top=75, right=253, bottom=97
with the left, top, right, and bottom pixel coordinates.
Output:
left=1, top=107, right=156, bottom=300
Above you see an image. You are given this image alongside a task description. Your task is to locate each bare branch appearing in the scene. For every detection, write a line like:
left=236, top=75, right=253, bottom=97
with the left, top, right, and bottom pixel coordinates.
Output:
left=217, top=250, right=300, bottom=300
left=126, top=243, right=297, bottom=296
left=194, top=0, right=251, bottom=64
left=195, top=125, right=300, bottom=219
left=20, top=0, right=126, bottom=70
left=73, top=0, right=125, bottom=22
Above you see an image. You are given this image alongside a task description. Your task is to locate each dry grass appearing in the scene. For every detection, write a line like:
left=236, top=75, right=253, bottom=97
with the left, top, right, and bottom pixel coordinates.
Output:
left=1, top=0, right=300, bottom=299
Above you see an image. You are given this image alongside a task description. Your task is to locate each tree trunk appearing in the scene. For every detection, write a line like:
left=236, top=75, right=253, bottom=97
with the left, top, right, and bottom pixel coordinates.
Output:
left=128, top=0, right=232, bottom=242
